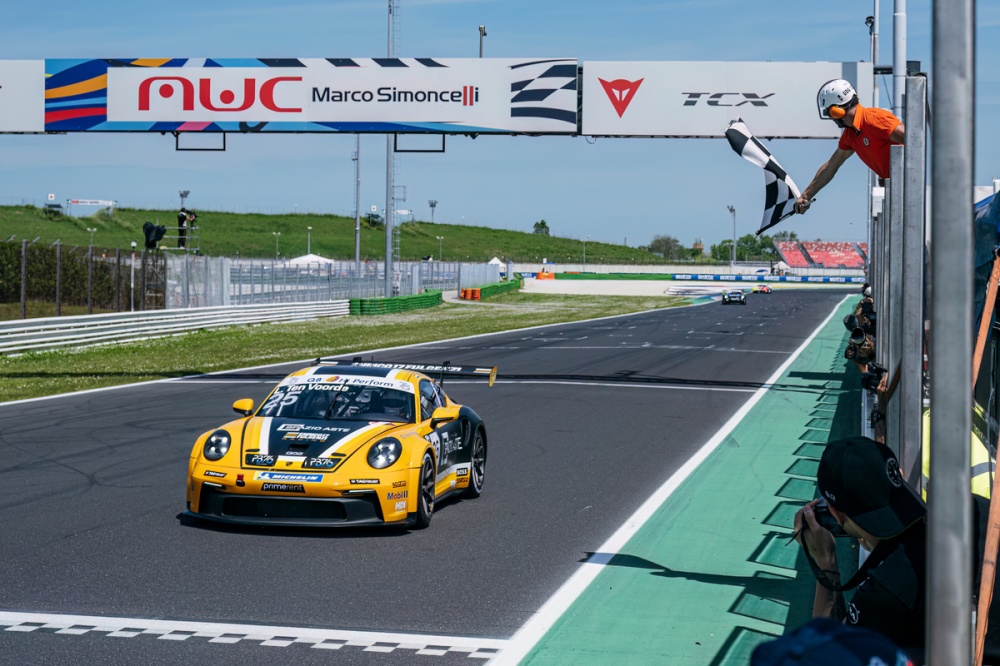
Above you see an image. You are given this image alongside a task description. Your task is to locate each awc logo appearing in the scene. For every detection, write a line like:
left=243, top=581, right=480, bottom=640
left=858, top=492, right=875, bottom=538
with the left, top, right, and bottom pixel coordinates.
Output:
left=598, top=78, right=643, bottom=118
left=138, top=76, right=303, bottom=113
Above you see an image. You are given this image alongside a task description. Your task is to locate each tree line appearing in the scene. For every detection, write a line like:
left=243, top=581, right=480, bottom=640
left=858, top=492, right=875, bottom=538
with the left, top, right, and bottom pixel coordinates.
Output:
left=643, top=230, right=802, bottom=262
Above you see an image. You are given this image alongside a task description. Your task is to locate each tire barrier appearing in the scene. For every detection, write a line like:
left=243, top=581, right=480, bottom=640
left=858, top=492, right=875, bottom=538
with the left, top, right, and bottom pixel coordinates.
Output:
left=349, top=290, right=443, bottom=315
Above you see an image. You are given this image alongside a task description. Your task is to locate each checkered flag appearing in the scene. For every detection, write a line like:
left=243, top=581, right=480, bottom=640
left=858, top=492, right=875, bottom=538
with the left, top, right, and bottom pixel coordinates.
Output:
left=725, top=118, right=802, bottom=235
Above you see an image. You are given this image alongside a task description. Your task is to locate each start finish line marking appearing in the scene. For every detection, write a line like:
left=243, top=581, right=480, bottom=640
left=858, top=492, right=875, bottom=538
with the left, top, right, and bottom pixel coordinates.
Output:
left=0, top=611, right=506, bottom=660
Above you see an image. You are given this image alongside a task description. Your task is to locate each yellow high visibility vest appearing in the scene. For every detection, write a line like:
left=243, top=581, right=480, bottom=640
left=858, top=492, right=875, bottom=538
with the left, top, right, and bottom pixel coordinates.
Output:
left=921, top=404, right=994, bottom=500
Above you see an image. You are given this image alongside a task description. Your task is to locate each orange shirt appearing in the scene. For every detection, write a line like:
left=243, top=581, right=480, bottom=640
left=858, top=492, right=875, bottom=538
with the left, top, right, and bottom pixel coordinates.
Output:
left=837, top=105, right=902, bottom=179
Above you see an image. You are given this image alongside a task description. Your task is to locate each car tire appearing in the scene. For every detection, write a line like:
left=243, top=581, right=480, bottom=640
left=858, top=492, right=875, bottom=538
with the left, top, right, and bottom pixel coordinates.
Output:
left=413, top=452, right=436, bottom=529
left=463, top=429, right=486, bottom=499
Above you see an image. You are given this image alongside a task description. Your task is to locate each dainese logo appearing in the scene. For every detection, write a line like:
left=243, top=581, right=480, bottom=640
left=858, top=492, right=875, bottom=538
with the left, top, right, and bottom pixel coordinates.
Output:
left=138, top=75, right=302, bottom=113
left=598, top=77, right=643, bottom=118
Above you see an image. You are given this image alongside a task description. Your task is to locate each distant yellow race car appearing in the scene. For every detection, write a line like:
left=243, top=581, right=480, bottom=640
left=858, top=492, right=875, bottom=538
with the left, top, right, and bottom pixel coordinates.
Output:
left=185, top=359, right=495, bottom=529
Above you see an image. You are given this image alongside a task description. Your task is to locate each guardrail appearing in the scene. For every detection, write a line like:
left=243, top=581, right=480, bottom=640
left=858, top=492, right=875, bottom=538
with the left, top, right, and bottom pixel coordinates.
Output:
left=0, top=301, right=350, bottom=355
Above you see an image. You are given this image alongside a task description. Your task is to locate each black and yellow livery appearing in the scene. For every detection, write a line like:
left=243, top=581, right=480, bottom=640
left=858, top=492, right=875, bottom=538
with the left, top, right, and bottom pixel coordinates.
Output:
left=185, top=359, right=495, bottom=529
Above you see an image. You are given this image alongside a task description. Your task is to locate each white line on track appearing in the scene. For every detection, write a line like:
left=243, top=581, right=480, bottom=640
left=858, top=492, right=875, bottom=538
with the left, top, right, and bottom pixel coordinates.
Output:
left=494, top=380, right=756, bottom=393
left=490, top=295, right=850, bottom=665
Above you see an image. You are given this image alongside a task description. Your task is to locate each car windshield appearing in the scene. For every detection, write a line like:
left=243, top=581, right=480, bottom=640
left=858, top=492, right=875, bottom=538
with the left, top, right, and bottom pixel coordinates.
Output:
left=258, top=382, right=416, bottom=423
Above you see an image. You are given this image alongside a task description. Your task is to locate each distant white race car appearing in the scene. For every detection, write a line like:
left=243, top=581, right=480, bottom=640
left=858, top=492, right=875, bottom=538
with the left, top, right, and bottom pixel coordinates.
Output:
left=721, top=289, right=747, bottom=305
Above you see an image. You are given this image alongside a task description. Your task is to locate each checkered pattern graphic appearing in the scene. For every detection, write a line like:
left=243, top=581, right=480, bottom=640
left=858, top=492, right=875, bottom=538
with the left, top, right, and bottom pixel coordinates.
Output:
left=725, top=118, right=802, bottom=235
left=0, top=612, right=503, bottom=660
left=509, top=59, right=578, bottom=125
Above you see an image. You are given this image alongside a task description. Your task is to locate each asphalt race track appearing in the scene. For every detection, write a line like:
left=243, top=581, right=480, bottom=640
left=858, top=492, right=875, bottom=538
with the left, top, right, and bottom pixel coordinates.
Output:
left=0, top=289, right=847, bottom=664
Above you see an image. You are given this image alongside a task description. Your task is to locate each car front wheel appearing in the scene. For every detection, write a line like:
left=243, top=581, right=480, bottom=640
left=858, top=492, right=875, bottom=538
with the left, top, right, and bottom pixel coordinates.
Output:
left=413, top=452, right=436, bottom=529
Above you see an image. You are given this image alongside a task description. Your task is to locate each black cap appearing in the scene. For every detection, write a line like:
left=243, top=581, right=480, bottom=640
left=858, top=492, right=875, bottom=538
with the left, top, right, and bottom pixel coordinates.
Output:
left=817, top=437, right=925, bottom=539
left=843, top=314, right=860, bottom=331
left=751, top=618, right=912, bottom=666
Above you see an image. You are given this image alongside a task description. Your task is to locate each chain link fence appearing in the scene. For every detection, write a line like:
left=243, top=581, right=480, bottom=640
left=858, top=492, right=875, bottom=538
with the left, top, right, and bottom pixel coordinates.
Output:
left=4, top=240, right=502, bottom=316
left=1, top=240, right=166, bottom=316
left=165, top=257, right=500, bottom=309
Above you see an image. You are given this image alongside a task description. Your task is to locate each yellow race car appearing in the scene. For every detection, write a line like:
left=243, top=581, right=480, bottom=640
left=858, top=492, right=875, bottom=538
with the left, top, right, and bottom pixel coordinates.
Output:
left=185, top=359, right=495, bottom=529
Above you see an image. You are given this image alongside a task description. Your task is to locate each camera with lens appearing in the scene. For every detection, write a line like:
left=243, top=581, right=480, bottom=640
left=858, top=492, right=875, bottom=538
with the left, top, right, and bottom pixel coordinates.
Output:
left=869, top=406, right=886, bottom=430
left=814, top=500, right=847, bottom=537
left=861, top=361, right=888, bottom=394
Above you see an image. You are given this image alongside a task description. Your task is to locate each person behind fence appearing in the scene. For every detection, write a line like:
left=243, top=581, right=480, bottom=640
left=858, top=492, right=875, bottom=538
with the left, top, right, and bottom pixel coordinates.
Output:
left=843, top=326, right=875, bottom=373
left=177, top=207, right=188, bottom=248
left=794, top=79, right=905, bottom=215
left=793, top=436, right=1000, bottom=663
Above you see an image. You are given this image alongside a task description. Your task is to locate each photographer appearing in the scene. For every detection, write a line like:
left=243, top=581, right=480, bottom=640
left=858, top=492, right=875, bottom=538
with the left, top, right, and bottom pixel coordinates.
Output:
left=795, top=436, right=1000, bottom=661
left=844, top=326, right=876, bottom=373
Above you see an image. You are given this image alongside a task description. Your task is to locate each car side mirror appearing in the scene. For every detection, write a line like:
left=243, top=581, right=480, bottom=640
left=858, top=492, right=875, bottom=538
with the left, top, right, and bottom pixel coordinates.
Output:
left=429, top=405, right=459, bottom=429
left=233, top=398, right=254, bottom=417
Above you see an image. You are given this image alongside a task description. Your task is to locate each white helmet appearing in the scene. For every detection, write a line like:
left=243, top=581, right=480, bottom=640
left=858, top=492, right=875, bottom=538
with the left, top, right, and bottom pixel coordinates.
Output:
left=817, top=79, right=858, bottom=119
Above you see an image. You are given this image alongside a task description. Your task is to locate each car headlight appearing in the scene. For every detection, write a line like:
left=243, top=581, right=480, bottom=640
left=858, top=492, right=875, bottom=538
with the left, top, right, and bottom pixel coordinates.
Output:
left=203, top=430, right=231, bottom=461
left=367, top=438, right=402, bottom=469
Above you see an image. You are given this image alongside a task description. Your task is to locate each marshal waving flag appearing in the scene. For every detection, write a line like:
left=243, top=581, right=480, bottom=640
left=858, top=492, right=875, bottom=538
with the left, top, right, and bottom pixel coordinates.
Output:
left=725, top=118, right=801, bottom=235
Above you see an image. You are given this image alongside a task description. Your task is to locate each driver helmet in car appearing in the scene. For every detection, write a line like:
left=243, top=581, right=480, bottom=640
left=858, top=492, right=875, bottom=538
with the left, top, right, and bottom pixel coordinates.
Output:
left=305, top=389, right=335, bottom=418
left=382, top=393, right=411, bottom=420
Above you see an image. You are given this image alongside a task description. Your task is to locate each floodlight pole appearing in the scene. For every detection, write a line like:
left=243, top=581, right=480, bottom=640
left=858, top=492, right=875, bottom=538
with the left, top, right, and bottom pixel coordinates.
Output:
left=727, top=206, right=736, bottom=268
left=436, top=236, right=444, bottom=261
left=429, top=199, right=437, bottom=224
left=179, top=190, right=189, bottom=210
left=479, top=25, right=487, bottom=58
left=384, top=0, right=396, bottom=298
left=583, top=235, right=589, bottom=271
left=354, top=136, right=361, bottom=279
left=272, top=231, right=280, bottom=259
left=307, top=226, right=312, bottom=255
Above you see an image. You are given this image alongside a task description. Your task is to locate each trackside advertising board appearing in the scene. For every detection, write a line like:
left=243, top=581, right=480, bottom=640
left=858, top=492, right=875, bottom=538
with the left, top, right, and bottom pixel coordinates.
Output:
left=0, top=60, right=44, bottom=132
left=44, top=58, right=578, bottom=134
left=582, top=61, right=873, bottom=138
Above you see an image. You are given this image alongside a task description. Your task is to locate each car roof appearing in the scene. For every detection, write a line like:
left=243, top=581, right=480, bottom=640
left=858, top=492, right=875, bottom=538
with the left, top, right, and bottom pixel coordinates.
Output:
left=282, top=365, right=427, bottom=386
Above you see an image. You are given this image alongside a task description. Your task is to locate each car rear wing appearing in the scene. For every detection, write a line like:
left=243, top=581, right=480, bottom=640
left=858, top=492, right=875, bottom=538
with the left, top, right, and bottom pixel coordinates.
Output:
left=315, top=358, right=497, bottom=387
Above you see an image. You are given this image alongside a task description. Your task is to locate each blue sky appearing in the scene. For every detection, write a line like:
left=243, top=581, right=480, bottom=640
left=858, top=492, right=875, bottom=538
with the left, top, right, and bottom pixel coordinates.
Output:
left=1, top=1, right=997, bottom=250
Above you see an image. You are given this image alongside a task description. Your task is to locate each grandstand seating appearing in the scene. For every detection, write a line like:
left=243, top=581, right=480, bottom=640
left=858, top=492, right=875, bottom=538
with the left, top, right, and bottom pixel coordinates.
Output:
left=773, top=240, right=866, bottom=269
left=799, top=241, right=865, bottom=269
left=774, top=241, right=812, bottom=268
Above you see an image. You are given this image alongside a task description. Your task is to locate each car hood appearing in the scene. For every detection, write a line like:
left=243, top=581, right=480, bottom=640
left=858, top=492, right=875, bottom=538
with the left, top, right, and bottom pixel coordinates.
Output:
left=241, top=416, right=405, bottom=461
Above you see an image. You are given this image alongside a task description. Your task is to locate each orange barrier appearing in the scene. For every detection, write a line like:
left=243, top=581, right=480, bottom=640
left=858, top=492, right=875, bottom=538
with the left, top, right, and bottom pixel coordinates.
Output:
left=460, top=289, right=469, bottom=299
left=471, top=288, right=481, bottom=300
left=536, top=271, right=555, bottom=280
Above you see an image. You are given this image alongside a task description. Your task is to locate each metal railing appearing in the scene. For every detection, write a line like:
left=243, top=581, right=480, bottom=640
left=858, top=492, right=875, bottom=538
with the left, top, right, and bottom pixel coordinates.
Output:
left=0, top=301, right=349, bottom=355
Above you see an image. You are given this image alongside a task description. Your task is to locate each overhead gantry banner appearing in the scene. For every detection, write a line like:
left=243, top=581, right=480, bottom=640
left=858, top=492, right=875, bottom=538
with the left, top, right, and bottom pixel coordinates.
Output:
left=582, top=61, right=873, bottom=139
left=0, top=60, right=45, bottom=132
left=42, top=57, right=579, bottom=134
left=1, top=58, right=871, bottom=138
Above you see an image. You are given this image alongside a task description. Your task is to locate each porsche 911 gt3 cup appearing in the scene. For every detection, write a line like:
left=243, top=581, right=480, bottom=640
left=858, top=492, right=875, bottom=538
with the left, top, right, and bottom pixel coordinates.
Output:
left=185, top=359, right=495, bottom=529
left=754, top=284, right=772, bottom=294
left=721, top=289, right=747, bottom=305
